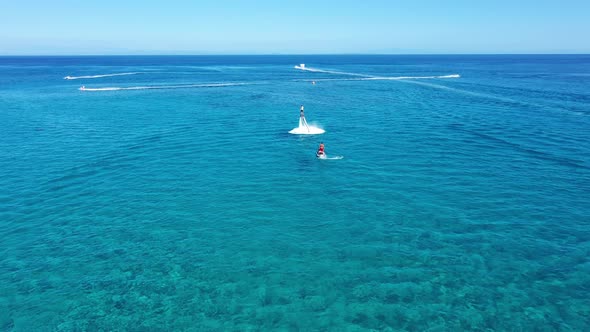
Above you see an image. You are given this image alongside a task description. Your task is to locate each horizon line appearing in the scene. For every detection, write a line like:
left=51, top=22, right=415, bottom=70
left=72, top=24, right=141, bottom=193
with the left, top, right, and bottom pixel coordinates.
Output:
left=1, top=53, right=590, bottom=57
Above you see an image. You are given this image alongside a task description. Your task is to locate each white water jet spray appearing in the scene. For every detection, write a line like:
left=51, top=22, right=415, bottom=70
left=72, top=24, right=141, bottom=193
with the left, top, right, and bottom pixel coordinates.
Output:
left=289, top=105, right=325, bottom=135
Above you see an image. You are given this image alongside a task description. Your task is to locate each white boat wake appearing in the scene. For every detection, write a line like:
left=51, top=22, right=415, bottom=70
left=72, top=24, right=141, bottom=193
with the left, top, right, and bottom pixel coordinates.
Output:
left=64, top=72, right=139, bottom=80
left=294, top=64, right=372, bottom=77
left=78, top=82, right=248, bottom=91
left=364, top=74, right=460, bottom=80
left=318, top=154, right=343, bottom=160
left=294, top=63, right=460, bottom=81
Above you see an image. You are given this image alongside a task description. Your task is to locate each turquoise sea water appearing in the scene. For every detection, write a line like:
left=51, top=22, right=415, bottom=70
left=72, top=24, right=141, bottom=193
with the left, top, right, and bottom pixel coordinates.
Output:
left=1, top=55, right=589, bottom=331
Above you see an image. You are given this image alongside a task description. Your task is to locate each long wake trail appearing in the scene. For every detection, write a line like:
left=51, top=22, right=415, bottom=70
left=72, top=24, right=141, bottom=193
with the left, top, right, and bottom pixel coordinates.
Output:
left=295, top=65, right=460, bottom=81
left=294, top=65, right=374, bottom=78
left=79, top=82, right=250, bottom=91
left=78, top=83, right=253, bottom=91
left=64, top=72, right=140, bottom=80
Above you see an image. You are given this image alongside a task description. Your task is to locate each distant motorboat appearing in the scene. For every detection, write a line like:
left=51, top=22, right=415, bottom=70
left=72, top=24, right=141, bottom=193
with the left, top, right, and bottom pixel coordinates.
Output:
left=294, top=63, right=306, bottom=70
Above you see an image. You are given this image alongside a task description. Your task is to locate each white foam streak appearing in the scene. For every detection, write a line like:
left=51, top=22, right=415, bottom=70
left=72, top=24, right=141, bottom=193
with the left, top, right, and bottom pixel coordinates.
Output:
left=79, top=83, right=248, bottom=91
left=365, top=74, right=461, bottom=80
left=64, top=72, right=139, bottom=80
left=318, top=154, right=344, bottom=160
left=295, top=65, right=460, bottom=81
left=309, top=74, right=461, bottom=82
left=403, top=80, right=522, bottom=104
left=295, top=65, right=373, bottom=77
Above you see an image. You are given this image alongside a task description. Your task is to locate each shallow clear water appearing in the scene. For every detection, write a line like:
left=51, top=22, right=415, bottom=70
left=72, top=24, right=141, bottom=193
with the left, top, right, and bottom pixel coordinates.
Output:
left=1, top=55, right=589, bottom=331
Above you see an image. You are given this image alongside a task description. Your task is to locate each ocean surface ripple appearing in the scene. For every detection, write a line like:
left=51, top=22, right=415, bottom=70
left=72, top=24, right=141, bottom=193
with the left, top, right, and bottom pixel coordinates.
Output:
left=1, top=55, right=589, bottom=331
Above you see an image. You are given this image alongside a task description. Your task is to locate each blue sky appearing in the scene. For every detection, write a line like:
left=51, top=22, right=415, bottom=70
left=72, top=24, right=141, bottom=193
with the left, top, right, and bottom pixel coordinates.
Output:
left=1, top=0, right=589, bottom=55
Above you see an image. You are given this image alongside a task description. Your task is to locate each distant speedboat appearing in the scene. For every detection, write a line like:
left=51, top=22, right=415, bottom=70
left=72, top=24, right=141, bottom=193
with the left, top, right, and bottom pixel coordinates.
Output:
left=79, top=86, right=86, bottom=91
left=64, top=76, right=73, bottom=80
left=294, top=63, right=306, bottom=70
